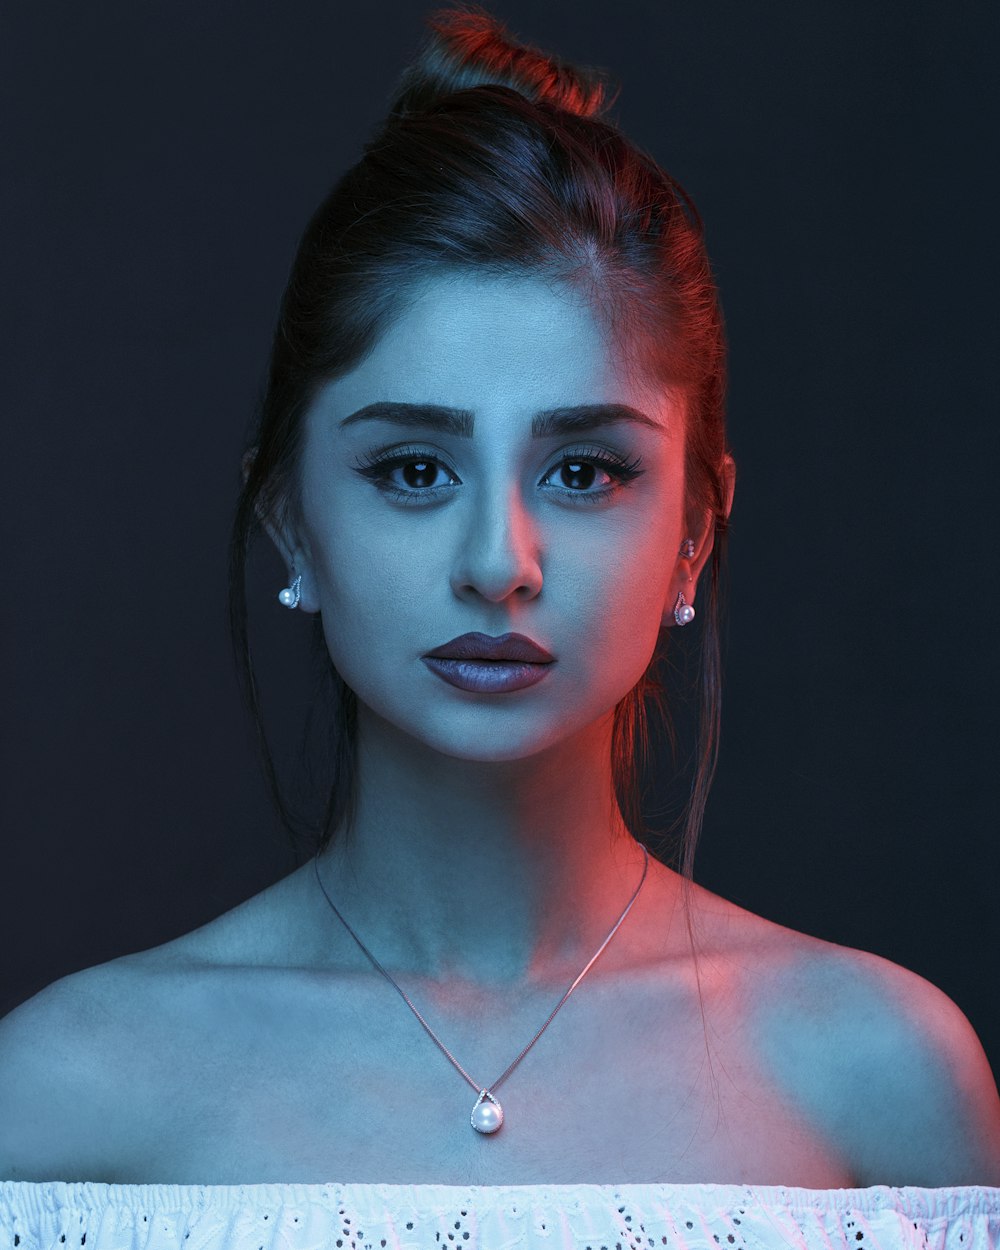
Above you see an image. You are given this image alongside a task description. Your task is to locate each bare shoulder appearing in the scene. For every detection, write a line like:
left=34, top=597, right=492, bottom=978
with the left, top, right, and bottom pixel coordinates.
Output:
left=0, top=868, right=316, bottom=1182
left=719, top=902, right=1000, bottom=1186
left=0, top=961, right=136, bottom=1181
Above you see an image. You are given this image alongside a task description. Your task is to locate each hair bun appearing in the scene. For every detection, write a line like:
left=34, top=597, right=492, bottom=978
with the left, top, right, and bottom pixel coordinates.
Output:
left=389, top=3, right=616, bottom=120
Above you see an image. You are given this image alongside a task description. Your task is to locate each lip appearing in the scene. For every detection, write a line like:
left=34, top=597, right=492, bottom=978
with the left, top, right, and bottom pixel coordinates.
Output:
left=422, top=656, right=553, bottom=694
left=423, top=632, right=555, bottom=663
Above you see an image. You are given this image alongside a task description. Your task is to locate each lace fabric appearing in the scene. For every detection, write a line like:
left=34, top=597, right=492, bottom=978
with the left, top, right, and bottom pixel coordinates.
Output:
left=1, top=1180, right=998, bottom=1249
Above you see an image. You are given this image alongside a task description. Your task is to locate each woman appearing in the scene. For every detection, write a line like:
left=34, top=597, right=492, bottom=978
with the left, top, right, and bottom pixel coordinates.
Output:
left=2, top=4, right=998, bottom=1246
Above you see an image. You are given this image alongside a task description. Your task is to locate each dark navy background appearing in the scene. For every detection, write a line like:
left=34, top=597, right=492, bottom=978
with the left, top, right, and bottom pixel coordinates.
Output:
left=2, top=1, right=997, bottom=1076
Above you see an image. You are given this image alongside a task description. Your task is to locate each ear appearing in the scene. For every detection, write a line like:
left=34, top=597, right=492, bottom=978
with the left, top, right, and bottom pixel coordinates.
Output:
left=242, top=446, right=320, bottom=614
left=662, top=453, right=736, bottom=628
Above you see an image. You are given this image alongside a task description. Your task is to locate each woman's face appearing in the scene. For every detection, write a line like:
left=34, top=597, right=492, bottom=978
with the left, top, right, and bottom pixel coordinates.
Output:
left=283, top=271, right=706, bottom=762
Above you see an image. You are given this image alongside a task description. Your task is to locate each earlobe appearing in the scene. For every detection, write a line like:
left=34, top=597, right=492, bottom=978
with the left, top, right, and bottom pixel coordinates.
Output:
left=276, top=562, right=320, bottom=614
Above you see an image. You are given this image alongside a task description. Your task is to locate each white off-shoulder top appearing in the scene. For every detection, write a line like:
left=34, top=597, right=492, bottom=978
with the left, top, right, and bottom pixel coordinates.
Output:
left=1, top=1181, right=998, bottom=1249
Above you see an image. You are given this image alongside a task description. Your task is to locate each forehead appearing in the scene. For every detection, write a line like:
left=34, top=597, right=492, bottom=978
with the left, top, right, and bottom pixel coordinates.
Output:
left=318, top=271, right=670, bottom=426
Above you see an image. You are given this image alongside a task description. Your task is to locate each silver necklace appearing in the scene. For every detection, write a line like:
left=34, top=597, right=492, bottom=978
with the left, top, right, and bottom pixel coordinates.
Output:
left=312, top=844, right=649, bottom=1134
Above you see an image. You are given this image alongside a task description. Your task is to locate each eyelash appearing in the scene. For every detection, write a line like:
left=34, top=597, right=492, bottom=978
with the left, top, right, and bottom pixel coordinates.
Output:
left=351, top=444, right=646, bottom=507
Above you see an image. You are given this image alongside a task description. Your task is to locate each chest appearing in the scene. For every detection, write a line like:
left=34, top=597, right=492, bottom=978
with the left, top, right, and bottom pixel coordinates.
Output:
left=103, top=962, right=860, bottom=1186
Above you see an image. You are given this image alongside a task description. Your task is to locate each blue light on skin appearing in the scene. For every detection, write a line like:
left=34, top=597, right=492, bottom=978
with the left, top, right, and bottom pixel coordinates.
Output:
left=263, top=270, right=734, bottom=987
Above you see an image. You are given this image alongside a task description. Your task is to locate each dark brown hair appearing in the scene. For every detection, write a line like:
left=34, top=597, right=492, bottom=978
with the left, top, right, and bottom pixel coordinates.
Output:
left=229, top=5, right=733, bottom=889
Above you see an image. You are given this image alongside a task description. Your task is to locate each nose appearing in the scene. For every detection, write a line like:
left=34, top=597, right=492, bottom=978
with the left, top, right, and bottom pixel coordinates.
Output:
left=450, top=479, right=543, bottom=604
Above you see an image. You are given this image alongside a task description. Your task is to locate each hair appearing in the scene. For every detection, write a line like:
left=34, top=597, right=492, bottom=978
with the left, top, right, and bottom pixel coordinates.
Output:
left=229, top=6, right=733, bottom=899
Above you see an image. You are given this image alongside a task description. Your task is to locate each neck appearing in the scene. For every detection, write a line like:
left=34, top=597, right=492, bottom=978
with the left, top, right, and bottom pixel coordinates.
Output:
left=311, top=704, right=668, bottom=986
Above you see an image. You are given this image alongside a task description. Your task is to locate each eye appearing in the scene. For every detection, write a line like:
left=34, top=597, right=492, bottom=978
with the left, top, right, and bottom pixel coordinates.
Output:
left=351, top=444, right=645, bottom=506
left=351, top=445, right=460, bottom=505
left=540, top=455, right=640, bottom=502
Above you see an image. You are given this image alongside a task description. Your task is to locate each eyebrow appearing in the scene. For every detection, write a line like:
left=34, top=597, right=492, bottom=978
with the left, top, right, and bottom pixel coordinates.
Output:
left=337, top=401, right=665, bottom=438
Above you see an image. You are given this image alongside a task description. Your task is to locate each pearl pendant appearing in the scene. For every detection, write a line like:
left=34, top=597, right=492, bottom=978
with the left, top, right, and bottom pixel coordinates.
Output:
left=673, top=592, right=696, bottom=627
left=471, top=1089, right=503, bottom=1134
left=278, top=575, right=302, bottom=609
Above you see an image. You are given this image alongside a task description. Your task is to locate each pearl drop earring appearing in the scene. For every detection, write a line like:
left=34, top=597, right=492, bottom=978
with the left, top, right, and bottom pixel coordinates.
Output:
left=673, top=591, right=695, bottom=626
left=278, top=574, right=302, bottom=609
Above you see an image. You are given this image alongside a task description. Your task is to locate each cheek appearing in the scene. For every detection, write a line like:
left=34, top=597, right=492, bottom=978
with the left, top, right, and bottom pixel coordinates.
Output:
left=554, top=522, right=672, bottom=672
left=308, top=506, right=442, bottom=652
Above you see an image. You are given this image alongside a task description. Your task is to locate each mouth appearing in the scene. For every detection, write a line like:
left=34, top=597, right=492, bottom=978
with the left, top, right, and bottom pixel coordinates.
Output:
left=421, top=655, right=554, bottom=694
left=423, top=631, right=555, bottom=664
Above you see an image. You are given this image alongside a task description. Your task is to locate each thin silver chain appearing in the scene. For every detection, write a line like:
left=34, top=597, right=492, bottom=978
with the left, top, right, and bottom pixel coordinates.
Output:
left=312, top=844, right=649, bottom=1096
